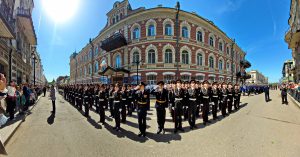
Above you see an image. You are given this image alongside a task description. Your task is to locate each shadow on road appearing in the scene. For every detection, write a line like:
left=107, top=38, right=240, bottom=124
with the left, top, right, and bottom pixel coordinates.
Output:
left=87, top=117, right=102, bottom=129
left=47, top=113, right=55, bottom=125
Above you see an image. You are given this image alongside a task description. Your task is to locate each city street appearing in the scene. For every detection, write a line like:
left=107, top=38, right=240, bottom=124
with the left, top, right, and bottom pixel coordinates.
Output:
left=4, top=90, right=300, bottom=157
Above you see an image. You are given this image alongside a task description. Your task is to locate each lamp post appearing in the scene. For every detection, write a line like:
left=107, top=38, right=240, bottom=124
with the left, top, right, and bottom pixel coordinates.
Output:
left=231, top=39, right=235, bottom=83
left=132, top=59, right=143, bottom=85
left=31, top=46, right=36, bottom=86
left=89, top=38, right=94, bottom=83
left=175, top=1, right=180, bottom=80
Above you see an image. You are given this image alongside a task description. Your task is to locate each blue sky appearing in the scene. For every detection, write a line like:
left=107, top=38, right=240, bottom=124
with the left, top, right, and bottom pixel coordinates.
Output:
left=32, top=0, right=291, bottom=83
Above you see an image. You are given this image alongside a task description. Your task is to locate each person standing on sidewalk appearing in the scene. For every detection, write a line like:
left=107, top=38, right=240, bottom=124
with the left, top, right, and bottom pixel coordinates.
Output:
left=264, top=85, right=270, bottom=102
left=281, top=84, right=288, bottom=105
left=6, top=81, right=17, bottom=120
left=49, top=85, right=56, bottom=114
left=43, top=86, right=47, bottom=97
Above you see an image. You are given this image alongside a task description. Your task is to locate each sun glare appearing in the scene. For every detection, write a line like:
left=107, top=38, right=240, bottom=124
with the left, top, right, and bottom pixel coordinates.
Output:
left=42, top=0, right=80, bottom=23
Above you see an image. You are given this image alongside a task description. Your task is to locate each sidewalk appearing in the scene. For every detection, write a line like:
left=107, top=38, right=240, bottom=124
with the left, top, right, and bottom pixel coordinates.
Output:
left=288, top=93, right=300, bottom=109
left=0, top=95, right=42, bottom=146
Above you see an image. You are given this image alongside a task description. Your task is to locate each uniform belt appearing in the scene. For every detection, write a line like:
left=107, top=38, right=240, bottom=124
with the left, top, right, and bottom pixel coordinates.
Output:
left=122, top=99, right=127, bottom=101
left=213, top=96, right=218, bottom=98
left=84, top=96, right=89, bottom=98
left=128, top=97, right=132, bottom=99
left=138, top=102, right=147, bottom=105
left=203, top=96, right=209, bottom=99
left=175, top=98, right=183, bottom=101
left=156, top=100, right=166, bottom=103
left=228, top=94, right=232, bottom=96
left=99, top=99, right=104, bottom=101
left=114, top=101, right=120, bottom=103
left=189, top=98, right=197, bottom=101
left=223, top=95, right=227, bottom=96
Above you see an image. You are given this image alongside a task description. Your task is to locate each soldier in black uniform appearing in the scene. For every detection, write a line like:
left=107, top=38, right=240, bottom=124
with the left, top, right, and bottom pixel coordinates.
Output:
left=281, top=84, right=288, bottom=104
left=227, top=82, right=234, bottom=113
left=94, top=85, right=100, bottom=113
left=83, top=85, right=90, bottom=117
left=127, top=85, right=134, bottom=116
left=173, top=80, right=185, bottom=133
left=187, top=80, right=198, bottom=129
left=120, top=85, right=128, bottom=123
left=201, top=80, right=211, bottom=125
left=152, top=81, right=168, bottom=134
left=182, top=82, right=189, bottom=121
left=195, top=81, right=201, bottom=118
left=108, top=85, right=115, bottom=118
left=168, top=81, right=175, bottom=122
left=233, top=84, right=241, bottom=110
left=112, top=83, right=122, bottom=131
left=89, top=85, right=95, bottom=109
left=211, top=82, right=219, bottom=120
left=78, top=85, right=83, bottom=110
left=220, top=82, right=228, bottom=117
left=135, top=82, right=149, bottom=137
left=98, top=84, right=106, bottom=124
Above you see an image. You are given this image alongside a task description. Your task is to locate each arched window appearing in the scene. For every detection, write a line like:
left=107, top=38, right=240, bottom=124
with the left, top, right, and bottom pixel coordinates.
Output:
left=233, top=63, right=236, bottom=73
left=182, top=50, right=189, bottom=64
left=165, top=24, right=172, bottom=36
left=120, top=13, right=123, bottom=19
left=209, top=56, right=214, bottom=68
left=219, top=42, right=223, bottom=51
left=116, top=15, right=119, bottom=22
left=148, top=49, right=155, bottom=64
left=148, top=24, right=155, bottom=36
left=94, top=61, right=99, bottom=72
left=133, top=51, right=139, bottom=63
left=115, top=54, right=121, bottom=68
left=89, top=49, right=93, bottom=60
left=84, top=67, right=87, bottom=76
left=197, top=53, right=202, bottom=66
left=133, top=28, right=140, bottom=39
left=89, top=64, right=92, bottom=74
left=147, top=75, right=157, bottom=85
left=182, top=26, right=188, bottom=38
left=197, top=31, right=203, bottom=42
left=95, top=46, right=99, bottom=56
left=227, top=47, right=230, bottom=55
left=219, top=60, right=223, bottom=70
left=101, top=60, right=107, bottom=71
left=209, top=37, right=214, bottom=47
left=165, top=49, right=173, bottom=63
left=226, top=62, right=230, bottom=71
left=112, top=18, right=115, bottom=24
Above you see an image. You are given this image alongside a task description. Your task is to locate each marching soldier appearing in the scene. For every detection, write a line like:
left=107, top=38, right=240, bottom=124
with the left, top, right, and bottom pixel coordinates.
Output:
left=94, top=85, right=100, bottom=113
left=174, top=80, right=185, bottom=133
left=227, top=82, right=234, bottom=113
left=220, top=82, right=228, bottom=117
left=89, top=85, right=95, bottom=109
left=135, top=82, right=150, bottom=137
left=201, top=80, right=211, bottom=125
left=108, top=85, right=115, bottom=118
left=98, top=84, right=107, bottom=124
left=127, top=85, right=134, bottom=116
left=234, top=84, right=241, bottom=110
left=152, top=81, right=168, bottom=134
left=187, top=80, right=198, bottom=129
left=113, top=83, right=122, bottom=131
left=168, top=81, right=175, bottom=122
left=211, top=82, right=219, bottom=120
left=182, top=82, right=189, bottom=121
left=121, top=85, right=128, bottom=123
left=83, top=85, right=90, bottom=117
left=78, top=85, right=83, bottom=110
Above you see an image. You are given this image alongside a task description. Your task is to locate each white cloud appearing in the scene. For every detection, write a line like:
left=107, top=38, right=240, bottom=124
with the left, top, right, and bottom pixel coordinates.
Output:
left=216, top=0, right=246, bottom=14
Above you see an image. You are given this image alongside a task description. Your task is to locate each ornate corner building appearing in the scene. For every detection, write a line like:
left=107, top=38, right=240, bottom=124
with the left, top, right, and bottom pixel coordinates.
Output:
left=70, top=0, right=249, bottom=85
left=0, top=0, right=45, bottom=85
left=285, top=0, right=300, bottom=83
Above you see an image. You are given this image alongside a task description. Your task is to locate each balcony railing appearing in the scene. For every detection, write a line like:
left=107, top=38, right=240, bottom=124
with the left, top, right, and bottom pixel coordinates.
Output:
left=17, top=7, right=31, bottom=17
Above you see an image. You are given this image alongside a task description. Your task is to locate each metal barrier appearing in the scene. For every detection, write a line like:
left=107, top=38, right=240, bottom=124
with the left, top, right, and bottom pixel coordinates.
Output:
left=288, top=89, right=300, bottom=102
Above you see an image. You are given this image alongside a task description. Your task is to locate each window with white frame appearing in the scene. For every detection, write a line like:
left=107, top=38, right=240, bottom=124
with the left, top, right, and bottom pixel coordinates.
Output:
left=89, top=49, right=92, bottom=60
left=133, top=51, right=139, bottom=63
left=148, top=49, right=156, bottom=64
left=209, top=37, right=214, bottom=47
left=226, top=62, right=230, bottom=71
left=197, top=53, right=203, bottom=66
left=165, top=49, right=173, bottom=63
left=164, top=75, right=174, bottom=83
left=219, top=42, right=223, bottom=51
left=197, top=31, right=203, bottom=42
left=89, top=64, right=92, bottom=74
left=148, top=24, right=155, bottom=36
left=84, top=67, right=87, bottom=76
left=208, top=76, right=215, bottom=82
left=115, top=54, right=121, bottom=68
left=95, top=46, right=99, bottom=56
left=182, top=26, right=189, bottom=38
left=94, top=61, right=99, bottom=72
left=219, top=77, right=224, bottom=82
left=182, top=50, right=189, bottom=64
left=196, top=75, right=204, bottom=81
left=219, top=59, right=223, bottom=70
left=209, top=56, right=214, bottom=68
left=181, top=75, right=191, bottom=81
left=147, top=75, right=157, bottom=85
left=101, top=60, right=107, bottom=71
left=227, top=47, right=230, bottom=55
left=165, top=24, right=172, bottom=36
left=133, top=28, right=140, bottom=39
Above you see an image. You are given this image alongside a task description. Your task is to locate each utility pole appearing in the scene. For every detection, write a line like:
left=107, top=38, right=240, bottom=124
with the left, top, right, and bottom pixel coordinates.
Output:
left=231, top=39, right=235, bottom=83
left=175, top=1, right=180, bottom=80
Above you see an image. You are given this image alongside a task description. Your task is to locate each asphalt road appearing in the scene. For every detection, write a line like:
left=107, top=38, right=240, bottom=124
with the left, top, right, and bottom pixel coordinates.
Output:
left=3, top=90, right=300, bottom=157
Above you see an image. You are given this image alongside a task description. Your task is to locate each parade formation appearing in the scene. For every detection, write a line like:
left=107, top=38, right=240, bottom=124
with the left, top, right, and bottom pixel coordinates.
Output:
left=59, top=79, right=242, bottom=137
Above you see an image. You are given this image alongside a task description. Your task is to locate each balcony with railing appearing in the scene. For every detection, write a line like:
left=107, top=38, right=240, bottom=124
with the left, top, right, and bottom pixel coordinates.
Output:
left=16, top=7, right=37, bottom=45
left=0, top=0, right=15, bottom=38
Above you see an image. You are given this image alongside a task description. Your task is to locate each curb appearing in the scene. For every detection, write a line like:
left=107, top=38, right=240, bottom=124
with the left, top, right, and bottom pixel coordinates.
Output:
left=288, top=94, right=300, bottom=109
left=2, top=95, right=42, bottom=146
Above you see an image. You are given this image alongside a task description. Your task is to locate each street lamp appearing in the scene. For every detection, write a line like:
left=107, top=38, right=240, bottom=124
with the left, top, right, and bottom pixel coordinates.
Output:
left=31, top=46, right=37, bottom=86
left=132, top=59, right=143, bottom=85
left=175, top=1, right=180, bottom=80
left=89, top=38, right=94, bottom=83
left=231, top=39, right=235, bottom=83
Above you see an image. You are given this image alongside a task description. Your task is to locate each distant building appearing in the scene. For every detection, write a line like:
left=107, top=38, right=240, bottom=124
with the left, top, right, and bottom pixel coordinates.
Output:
left=56, top=76, right=69, bottom=86
left=285, top=0, right=300, bottom=83
left=246, top=70, right=268, bottom=85
left=282, top=60, right=295, bottom=83
left=69, top=0, right=250, bottom=85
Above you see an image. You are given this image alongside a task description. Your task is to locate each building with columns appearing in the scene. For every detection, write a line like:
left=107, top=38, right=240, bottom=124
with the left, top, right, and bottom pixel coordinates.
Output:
left=246, top=70, right=268, bottom=85
left=285, top=0, right=300, bottom=83
left=70, top=0, right=248, bottom=85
